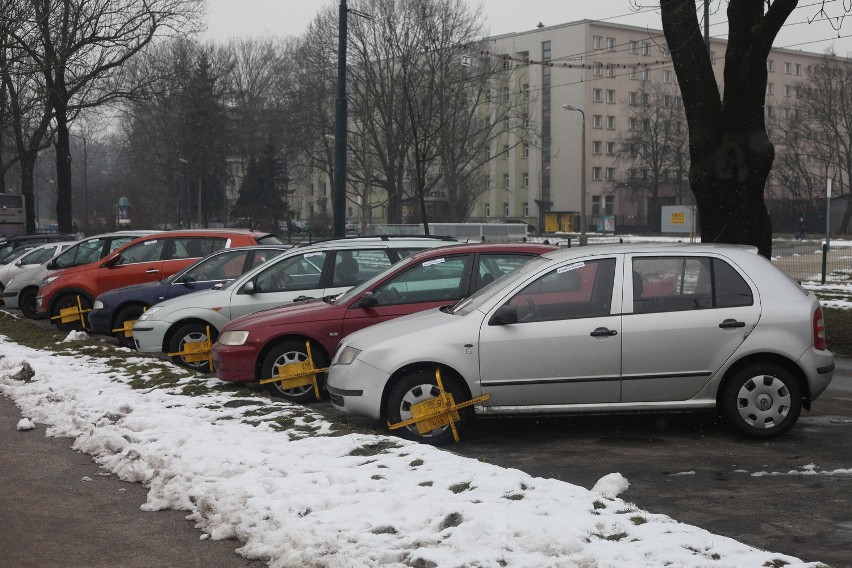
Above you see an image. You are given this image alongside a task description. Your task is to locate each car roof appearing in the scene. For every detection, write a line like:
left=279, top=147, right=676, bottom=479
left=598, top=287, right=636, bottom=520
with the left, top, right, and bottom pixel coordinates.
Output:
left=405, top=242, right=558, bottom=259
left=540, top=242, right=760, bottom=259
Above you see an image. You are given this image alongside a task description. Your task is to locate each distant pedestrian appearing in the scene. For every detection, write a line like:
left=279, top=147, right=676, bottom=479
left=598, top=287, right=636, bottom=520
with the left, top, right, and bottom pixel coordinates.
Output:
left=795, top=217, right=805, bottom=240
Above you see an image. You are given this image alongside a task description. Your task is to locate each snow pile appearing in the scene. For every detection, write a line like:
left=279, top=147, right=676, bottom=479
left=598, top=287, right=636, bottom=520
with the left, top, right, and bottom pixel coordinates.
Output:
left=0, top=337, right=822, bottom=568
left=16, top=417, right=35, bottom=431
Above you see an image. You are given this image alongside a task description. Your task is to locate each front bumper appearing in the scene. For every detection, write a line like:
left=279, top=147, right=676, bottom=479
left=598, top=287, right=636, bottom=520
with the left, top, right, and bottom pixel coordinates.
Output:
left=326, top=357, right=390, bottom=420
left=3, top=289, right=21, bottom=309
left=131, top=319, right=172, bottom=354
left=211, top=343, right=259, bottom=383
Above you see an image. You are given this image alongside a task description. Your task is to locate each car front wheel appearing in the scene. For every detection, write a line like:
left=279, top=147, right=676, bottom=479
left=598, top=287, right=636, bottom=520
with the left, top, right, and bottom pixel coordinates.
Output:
left=113, top=304, right=147, bottom=348
left=19, top=287, right=39, bottom=319
left=721, top=362, right=802, bottom=438
left=261, top=340, right=328, bottom=403
left=385, top=369, right=471, bottom=445
left=52, top=293, right=92, bottom=333
left=168, top=322, right=217, bottom=372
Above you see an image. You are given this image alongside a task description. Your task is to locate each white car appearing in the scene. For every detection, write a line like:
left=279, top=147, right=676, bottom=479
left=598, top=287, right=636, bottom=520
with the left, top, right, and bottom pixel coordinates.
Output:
left=3, top=231, right=159, bottom=318
left=132, top=236, right=461, bottom=371
left=0, top=241, right=75, bottom=289
left=327, top=243, right=835, bottom=444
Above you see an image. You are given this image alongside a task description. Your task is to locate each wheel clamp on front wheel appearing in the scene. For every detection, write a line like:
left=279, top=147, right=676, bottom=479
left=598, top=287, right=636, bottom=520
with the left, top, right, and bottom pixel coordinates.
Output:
left=50, top=295, right=91, bottom=331
left=387, top=367, right=491, bottom=443
left=258, top=341, right=326, bottom=400
left=167, top=324, right=214, bottom=373
left=112, top=307, right=146, bottom=338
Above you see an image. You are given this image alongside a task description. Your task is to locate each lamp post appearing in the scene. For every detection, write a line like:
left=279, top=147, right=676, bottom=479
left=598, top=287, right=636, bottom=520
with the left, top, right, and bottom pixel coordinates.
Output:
left=563, top=104, right=587, bottom=245
left=332, top=0, right=349, bottom=238
left=536, top=165, right=550, bottom=234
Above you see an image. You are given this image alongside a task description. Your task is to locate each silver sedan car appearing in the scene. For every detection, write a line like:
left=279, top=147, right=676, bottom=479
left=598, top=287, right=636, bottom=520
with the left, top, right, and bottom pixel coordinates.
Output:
left=327, top=244, right=835, bottom=444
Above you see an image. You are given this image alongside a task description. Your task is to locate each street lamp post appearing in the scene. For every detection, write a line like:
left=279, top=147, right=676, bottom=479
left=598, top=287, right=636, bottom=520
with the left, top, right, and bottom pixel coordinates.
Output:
left=563, top=104, right=587, bottom=245
left=332, top=0, right=349, bottom=238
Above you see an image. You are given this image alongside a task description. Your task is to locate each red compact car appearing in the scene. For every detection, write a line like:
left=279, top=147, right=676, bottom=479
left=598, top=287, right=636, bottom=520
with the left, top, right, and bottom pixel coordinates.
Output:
left=36, top=229, right=281, bottom=330
left=211, top=242, right=558, bottom=402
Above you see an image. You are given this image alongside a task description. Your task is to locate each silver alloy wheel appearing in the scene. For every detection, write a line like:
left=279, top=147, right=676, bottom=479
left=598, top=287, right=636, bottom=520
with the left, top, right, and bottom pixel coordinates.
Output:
left=269, top=349, right=313, bottom=398
left=398, top=382, right=451, bottom=440
left=176, top=328, right=209, bottom=370
left=735, top=374, right=792, bottom=430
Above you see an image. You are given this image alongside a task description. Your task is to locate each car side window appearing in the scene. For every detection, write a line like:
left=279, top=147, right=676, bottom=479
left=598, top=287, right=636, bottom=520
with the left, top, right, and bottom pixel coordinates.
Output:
left=182, top=250, right=251, bottom=282
left=253, top=251, right=327, bottom=293
left=108, top=237, right=137, bottom=253
left=249, top=248, right=287, bottom=269
left=508, top=258, right=615, bottom=322
left=116, top=239, right=166, bottom=265
left=332, top=249, right=392, bottom=287
left=632, top=256, right=752, bottom=314
left=372, top=255, right=468, bottom=306
left=476, top=253, right=535, bottom=291
left=170, top=237, right=227, bottom=260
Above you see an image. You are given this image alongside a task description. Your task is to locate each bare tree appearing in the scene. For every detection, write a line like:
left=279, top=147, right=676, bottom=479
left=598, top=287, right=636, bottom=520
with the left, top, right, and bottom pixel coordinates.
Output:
left=611, top=82, right=688, bottom=231
left=658, top=0, right=852, bottom=257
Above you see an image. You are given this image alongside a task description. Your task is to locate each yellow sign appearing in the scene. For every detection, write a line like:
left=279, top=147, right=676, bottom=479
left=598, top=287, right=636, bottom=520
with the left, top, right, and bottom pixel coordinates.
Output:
left=671, top=211, right=685, bottom=225
left=167, top=325, right=214, bottom=371
left=50, top=296, right=90, bottom=329
left=112, top=319, right=137, bottom=338
left=258, top=341, right=325, bottom=400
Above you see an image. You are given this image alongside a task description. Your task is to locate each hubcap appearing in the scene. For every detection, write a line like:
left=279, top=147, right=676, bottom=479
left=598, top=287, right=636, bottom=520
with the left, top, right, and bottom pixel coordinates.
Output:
left=271, top=351, right=311, bottom=395
left=736, top=374, right=791, bottom=430
left=399, top=384, right=447, bottom=438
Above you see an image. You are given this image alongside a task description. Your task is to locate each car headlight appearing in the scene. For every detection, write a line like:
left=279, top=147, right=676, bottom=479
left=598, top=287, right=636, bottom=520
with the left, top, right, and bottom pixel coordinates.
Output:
left=335, top=345, right=361, bottom=366
left=41, top=275, right=60, bottom=286
left=92, top=300, right=104, bottom=310
left=136, top=306, right=161, bottom=321
left=218, top=330, right=249, bottom=346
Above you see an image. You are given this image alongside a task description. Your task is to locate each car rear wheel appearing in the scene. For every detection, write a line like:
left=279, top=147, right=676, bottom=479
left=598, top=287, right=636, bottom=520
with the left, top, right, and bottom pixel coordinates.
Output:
left=113, top=304, right=147, bottom=348
left=721, top=362, right=802, bottom=438
left=385, top=369, right=471, bottom=445
left=261, top=340, right=328, bottom=403
left=52, top=293, right=92, bottom=333
left=168, top=322, right=217, bottom=373
left=19, top=287, right=38, bottom=319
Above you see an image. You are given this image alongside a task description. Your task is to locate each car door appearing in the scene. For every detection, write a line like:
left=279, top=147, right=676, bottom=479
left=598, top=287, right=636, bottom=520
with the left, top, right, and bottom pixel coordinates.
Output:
left=477, top=256, right=622, bottom=408
left=620, top=254, right=761, bottom=402
left=95, top=238, right=167, bottom=294
left=227, top=250, right=331, bottom=320
left=340, top=253, right=473, bottom=337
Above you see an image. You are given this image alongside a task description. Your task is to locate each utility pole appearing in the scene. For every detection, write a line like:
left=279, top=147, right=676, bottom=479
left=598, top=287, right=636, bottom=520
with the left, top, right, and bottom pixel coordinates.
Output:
left=333, top=0, right=348, bottom=238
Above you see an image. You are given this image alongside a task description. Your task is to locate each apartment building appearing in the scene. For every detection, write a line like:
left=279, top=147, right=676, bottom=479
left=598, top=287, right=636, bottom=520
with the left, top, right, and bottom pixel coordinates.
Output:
left=479, top=19, right=826, bottom=233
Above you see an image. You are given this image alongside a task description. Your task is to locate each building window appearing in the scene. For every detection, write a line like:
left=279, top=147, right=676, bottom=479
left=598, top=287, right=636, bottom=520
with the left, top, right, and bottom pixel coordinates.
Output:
left=629, top=91, right=637, bottom=106
left=522, top=172, right=529, bottom=187
left=485, top=203, right=491, bottom=217
left=593, top=35, right=602, bottom=49
left=503, top=144, right=510, bottom=158
left=605, top=167, right=615, bottom=180
left=629, top=66, right=638, bottom=80
left=592, top=195, right=601, bottom=215
left=523, top=143, right=530, bottom=158
left=766, top=83, right=773, bottom=95
left=523, top=113, right=530, bottom=128
left=663, top=70, right=672, bottom=83
left=606, top=65, right=615, bottom=78
left=523, top=83, right=530, bottom=99
left=523, top=202, right=529, bottom=216
left=606, top=89, right=616, bottom=103
left=767, top=59, right=774, bottom=72
left=503, top=173, right=510, bottom=188
left=784, top=84, right=793, bottom=97
left=795, top=63, right=801, bottom=76
left=592, top=140, right=602, bottom=155
left=629, top=117, right=639, bottom=131
left=766, top=105, right=774, bottom=117
left=592, top=114, right=603, bottom=129
left=606, top=115, right=616, bottom=130
left=784, top=61, right=792, bottom=74
left=593, top=62, right=603, bottom=76
left=606, top=37, right=616, bottom=51
left=605, top=141, right=615, bottom=155
left=641, top=66, right=650, bottom=81
left=642, top=42, right=650, bottom=56
left=485, top=174, right=491, bottom=188
left=542, top=40, right=551, bottom=61
left=503, top=202, right=510, bottom=217
left=504, top=117, right=510, bottom=130
left=593, top=88, right=603, bottom=102
left=629, top=40, right=638, bottom=54
left=503, top=85, right=510, bottom=101
left=592, top=166, right=602, bottom=181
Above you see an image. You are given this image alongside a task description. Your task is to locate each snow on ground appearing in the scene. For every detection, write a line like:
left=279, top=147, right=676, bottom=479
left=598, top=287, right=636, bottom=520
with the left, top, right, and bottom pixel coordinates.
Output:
left=0, top=333, right=824, bottom=568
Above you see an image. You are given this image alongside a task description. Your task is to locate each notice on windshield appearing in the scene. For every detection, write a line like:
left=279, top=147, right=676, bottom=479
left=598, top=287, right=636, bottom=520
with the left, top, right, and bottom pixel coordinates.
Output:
left=557, top=262, right=585, bottom=273
left=423, top=258, right=445, bottom=267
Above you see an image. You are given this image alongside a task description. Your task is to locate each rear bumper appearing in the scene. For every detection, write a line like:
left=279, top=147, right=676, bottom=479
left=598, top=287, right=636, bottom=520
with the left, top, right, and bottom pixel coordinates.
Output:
left=800, top=347, right=835, bottom=401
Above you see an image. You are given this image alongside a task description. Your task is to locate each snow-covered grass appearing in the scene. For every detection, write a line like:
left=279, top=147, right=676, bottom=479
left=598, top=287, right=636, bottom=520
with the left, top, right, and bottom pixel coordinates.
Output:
left=0, top=318, right=825, bottom=567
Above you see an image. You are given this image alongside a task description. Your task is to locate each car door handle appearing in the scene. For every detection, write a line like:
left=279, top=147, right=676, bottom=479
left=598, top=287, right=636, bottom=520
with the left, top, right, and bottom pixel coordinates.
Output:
left=590, top=327, right=618, bottom=337
left=145, top=269, right=160, bottom=274
left=293, top=295, right=314, bottom=302
left=719, top=319, right=746, bottom=329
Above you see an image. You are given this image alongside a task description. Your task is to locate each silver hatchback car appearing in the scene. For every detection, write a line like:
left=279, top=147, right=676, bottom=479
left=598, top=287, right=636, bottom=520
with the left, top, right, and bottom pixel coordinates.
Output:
left=327, top=244, right=835, bottom=444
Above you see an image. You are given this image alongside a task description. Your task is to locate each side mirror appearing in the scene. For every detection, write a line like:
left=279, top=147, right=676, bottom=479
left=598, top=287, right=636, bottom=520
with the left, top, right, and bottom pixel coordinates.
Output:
left=354, top=292, right=378, bottom=309
left=243, top=280, right=256, bottom=294
left=488, top=304, right=518, bottom=326
left=102, top=255, right=121, bottom=268
left=14, top=259, right=23, bottom=266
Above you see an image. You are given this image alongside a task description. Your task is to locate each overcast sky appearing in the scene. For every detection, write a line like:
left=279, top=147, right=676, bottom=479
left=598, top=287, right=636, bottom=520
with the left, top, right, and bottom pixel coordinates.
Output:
left=204, top=0, right=852, bottom=56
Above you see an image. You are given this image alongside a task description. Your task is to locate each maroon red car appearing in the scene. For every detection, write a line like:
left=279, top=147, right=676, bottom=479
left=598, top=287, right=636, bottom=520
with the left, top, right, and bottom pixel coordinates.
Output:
left=212, top=242, right=558, bottom=401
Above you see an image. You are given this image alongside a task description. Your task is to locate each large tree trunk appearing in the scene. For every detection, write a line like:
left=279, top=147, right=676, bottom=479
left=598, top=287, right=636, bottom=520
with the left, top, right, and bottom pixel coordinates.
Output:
left=661, top=0, right=796, bottom=258
left=54, top=100, right=74, bottom=233
left=18, top=152, right=37, bottom=233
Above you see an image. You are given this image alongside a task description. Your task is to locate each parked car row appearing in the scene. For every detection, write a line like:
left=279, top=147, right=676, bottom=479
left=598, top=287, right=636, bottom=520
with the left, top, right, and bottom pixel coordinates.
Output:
left=1, top=233, right=835, bottom=445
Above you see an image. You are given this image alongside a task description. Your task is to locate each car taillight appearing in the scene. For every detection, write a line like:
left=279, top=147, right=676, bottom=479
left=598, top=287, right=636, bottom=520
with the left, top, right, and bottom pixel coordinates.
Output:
left=813, top=306, right=826, bottom=350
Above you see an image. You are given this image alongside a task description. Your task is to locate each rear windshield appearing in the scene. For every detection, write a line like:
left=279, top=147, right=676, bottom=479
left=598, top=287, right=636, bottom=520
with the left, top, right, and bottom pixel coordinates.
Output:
left=256, top=234, right=283, bottom=245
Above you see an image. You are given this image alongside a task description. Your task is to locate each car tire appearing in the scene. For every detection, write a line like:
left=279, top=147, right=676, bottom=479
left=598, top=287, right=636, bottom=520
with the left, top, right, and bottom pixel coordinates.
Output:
left=51, top=293, right=92, bottom=333
left=113, top=304, right=147, bottom=348
left=386, top=368, right=471, bottom=445
left=721, top=362, right=802, bottom=438
left=261, top=340, right=328, bottom=403
left=19, top=287, right=38, bottom=319
left=168, top=322, right=217, bottom=373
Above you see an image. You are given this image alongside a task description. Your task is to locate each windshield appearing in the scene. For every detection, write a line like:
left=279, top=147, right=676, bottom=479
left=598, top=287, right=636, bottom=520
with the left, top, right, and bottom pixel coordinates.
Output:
left=0, top=246, right=35, bottom=264
left=450, top=255, right=552, bottom=315
left=19, top=245, right=62, bottom=265
left=333, top=254, right=419, bottom=304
